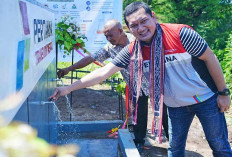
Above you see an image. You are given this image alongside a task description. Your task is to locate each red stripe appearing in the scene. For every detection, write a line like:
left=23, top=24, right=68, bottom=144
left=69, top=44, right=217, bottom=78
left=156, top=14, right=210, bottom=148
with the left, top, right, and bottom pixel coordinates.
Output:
left=93, top=61, right=103, bottom=67
left=125, top=85, right=129, bottom=111
left=193, top=96, right=200, bottom=103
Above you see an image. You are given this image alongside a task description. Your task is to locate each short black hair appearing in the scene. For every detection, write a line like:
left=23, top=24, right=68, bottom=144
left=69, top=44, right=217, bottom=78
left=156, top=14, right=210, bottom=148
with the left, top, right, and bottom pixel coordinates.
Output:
left=124, top=1, right=152, bottom=27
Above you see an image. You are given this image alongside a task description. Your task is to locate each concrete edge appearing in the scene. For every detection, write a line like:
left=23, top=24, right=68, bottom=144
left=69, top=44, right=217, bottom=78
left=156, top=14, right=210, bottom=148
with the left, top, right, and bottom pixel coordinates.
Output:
left=118, top=129, right=140, bottom=157
left=56, top=120, right=123, bottom=133
left=50, top=120, right=123, bottom=143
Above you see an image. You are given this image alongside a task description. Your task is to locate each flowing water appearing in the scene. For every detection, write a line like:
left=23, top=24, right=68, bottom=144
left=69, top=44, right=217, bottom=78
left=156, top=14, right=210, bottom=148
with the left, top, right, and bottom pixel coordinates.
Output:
left=51, top=101, right=62, bottom=121
left=64, top=95, right=74, bottom=119
left=41, top=101, right=62, bottom=121
left=53, top=78, right=81, bottom=141
left=55, top=78, right=74, bottom=119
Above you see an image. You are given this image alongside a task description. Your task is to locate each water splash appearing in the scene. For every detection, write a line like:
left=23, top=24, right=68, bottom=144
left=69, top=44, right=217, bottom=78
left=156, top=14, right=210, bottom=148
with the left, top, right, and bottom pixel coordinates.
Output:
left=51, top=101, right=62, bottom=122
left=53, top=79, right=74, bottom=119
left=42, top=101, right=62, bottom=121
left=53, top=78, right=81, bottom=142
left=64, top=95, right=74, bottom=119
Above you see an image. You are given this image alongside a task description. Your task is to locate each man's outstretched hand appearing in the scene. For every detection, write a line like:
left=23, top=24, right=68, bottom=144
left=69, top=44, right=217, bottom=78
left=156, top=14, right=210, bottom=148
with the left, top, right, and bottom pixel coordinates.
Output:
left=57, top=68, right=70, bottom=78
left=49, top=86, right=71, bottom=101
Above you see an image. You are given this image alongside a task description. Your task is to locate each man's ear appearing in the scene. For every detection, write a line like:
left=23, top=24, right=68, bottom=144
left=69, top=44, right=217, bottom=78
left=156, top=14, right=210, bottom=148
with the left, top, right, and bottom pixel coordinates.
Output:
left=152, top=11, right=157, bottom=21
left=119, top=28, right=123, bottom=34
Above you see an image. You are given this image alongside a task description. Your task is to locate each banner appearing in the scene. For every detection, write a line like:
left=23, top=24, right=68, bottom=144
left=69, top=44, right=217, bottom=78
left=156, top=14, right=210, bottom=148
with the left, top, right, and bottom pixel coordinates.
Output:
left=40, top=0, right=123, bottom=62
left=0, top=0, right=55, bottom=125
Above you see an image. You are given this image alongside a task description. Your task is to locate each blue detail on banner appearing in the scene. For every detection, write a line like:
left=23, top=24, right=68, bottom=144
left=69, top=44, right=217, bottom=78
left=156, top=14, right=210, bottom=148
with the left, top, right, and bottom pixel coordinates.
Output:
left=102, top=11, right=112, bottom=14
left=86, top=1, right=91, bottom=5
left=53, top=4, right=58, bottom=9
left=86, top=6, right=90, bottom=11
left=16, top=40, right=25, bottom=92
left=83, top=20, right=92, bottom=22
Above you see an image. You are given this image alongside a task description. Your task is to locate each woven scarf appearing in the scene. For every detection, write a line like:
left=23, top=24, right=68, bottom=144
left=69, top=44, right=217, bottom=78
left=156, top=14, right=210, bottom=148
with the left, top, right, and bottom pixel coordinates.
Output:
left=128, top=23, right=165, bottom=143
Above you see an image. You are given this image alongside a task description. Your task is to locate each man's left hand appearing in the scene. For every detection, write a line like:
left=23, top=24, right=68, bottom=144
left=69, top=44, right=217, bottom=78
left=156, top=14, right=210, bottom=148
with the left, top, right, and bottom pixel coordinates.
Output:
left=217, top=95, right=231, bottom=112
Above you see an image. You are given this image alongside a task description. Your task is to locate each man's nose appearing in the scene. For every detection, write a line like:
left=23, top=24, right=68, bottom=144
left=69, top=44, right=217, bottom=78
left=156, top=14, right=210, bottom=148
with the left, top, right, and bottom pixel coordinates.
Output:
left=137, top=24, right=145, bottom=33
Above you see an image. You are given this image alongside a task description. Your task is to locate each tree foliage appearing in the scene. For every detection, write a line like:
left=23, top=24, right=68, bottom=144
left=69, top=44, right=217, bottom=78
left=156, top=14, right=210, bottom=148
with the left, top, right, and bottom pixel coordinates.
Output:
left=149, top=0, right=232, bottom=50
left=223, top=32, right=232, bottom=95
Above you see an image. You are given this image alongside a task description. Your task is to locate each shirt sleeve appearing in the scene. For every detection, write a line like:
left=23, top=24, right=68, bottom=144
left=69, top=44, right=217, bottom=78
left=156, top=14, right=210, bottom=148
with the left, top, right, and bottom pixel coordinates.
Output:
left=91, top=47, right=111, bottom=62
left=180, top=27, right=208, bottom=57
left=111, top=45, right=130, bottom=68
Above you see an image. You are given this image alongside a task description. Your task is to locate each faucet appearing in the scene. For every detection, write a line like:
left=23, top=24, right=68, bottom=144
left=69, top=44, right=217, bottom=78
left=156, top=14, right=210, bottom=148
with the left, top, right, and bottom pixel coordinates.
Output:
left=41, top=101, right=53, bottom=105
left=29, top=98, right=54, bottom=105
left=51, top=78, right=64, bottom=86
left=52, top=78, right=62, bottom=81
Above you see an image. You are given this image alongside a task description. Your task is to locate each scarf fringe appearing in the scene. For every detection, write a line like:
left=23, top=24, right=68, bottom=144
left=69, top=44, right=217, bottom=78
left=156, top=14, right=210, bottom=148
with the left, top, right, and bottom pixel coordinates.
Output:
left=129, top=23, right=165, bottom=143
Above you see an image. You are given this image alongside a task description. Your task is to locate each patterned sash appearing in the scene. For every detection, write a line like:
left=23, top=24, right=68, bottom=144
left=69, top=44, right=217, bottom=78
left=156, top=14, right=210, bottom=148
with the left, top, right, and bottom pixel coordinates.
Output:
left=128, top=23, right=165, bottom=143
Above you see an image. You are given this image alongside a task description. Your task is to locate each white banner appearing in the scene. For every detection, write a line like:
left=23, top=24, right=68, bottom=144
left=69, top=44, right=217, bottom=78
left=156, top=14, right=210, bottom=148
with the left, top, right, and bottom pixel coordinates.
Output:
left=39, top=0, right=123, bottom=62
left=0, top=0, right=56, bottom=125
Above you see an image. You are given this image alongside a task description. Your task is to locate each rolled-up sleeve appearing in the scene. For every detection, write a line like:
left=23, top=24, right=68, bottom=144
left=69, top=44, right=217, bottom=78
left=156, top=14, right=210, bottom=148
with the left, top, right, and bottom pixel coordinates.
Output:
left=91, top=48, right=110, bottom=62
left=111, top=45, right=130, bottom=68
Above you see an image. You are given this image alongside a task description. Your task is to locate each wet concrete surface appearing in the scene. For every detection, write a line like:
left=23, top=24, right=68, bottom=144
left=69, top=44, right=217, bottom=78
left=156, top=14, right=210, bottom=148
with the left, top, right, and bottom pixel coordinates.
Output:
left=56, top=122, right=120, bottom=157
left=61, top=138, right=118, bottom=157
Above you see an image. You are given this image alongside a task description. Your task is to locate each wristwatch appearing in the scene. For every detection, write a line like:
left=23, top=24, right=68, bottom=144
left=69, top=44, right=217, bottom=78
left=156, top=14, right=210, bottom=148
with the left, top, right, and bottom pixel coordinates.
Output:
left=218, top=88, right=230, bottom=96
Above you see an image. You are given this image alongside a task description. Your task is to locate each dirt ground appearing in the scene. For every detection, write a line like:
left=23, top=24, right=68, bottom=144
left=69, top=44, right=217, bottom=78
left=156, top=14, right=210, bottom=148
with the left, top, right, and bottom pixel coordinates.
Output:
left=57, top=84, right=232, bottom=157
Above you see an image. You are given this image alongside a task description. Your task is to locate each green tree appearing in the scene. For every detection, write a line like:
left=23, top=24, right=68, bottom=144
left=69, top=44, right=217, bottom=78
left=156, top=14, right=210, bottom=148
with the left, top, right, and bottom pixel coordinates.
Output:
left=223, top=32, right=232, bottom=97
left=150, top=0, right=232, bottom=49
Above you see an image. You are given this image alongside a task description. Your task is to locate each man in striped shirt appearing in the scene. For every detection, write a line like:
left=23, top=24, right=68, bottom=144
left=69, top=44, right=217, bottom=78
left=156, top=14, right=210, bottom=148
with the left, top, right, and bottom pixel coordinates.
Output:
left=51, top=2, right=232, bottom=156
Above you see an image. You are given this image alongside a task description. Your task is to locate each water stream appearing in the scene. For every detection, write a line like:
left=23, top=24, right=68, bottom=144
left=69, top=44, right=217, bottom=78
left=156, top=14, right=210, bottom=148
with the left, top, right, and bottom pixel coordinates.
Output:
left=42, top=101, right=62, bottom=121
left=54, top=79, right=74, bottom=119
left=53, top=78, right=81, bottom=140
left=51, top=101, right=62, bottom=121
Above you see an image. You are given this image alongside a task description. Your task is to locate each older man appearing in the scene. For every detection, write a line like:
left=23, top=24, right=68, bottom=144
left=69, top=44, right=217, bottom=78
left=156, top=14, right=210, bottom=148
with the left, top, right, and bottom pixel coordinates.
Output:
left=51, top=2, right=231, bottom=156
left=57, top=19, right=133, bottom=81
